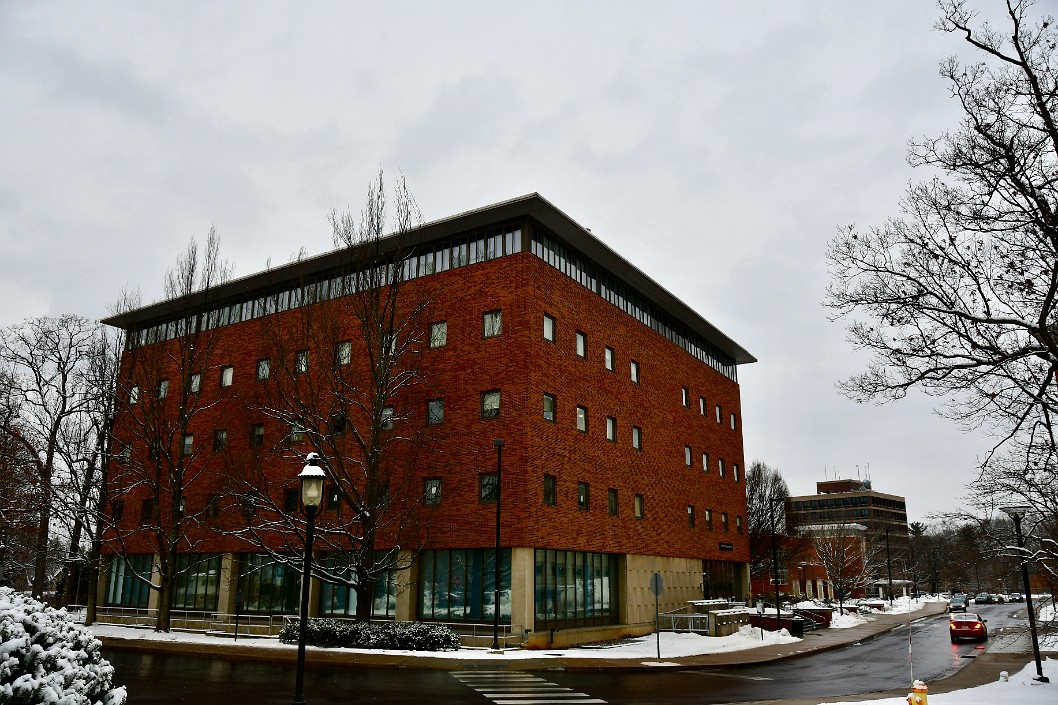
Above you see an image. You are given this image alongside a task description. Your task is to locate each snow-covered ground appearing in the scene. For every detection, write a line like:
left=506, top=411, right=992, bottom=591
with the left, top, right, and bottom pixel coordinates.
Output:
left=831, top=659, right=1054, bottom=705
left=88, top=622, right=800, bottom=660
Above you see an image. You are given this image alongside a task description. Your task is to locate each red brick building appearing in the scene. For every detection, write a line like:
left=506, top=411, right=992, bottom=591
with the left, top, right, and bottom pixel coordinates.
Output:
left=99, top=194, right=755, bottom=645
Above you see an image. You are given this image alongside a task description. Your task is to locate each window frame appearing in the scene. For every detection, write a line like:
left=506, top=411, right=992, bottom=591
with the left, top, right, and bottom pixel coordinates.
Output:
left=189, top=372, right=201, bottom=393
left=426, top=398, right=445, bottom=426
left=295, top=349, right=310, bottom=375
left=479, top=473, right=499, bottom=504
left=423, top=478, right=442, bottom=507
left=429, top=321, right=448, bottom=348
left=688, top=505, right=696, bottom=528
left=576, top=405, right=588, bottom=433
left=577, top=482, right=590, bottom=511
left=605, top=416, right=616, bottom=442
left=213, top=428, right=227, bottom=453
left=220, top=365, right=234, bottom=387
left=607, top=488, right=618, bottom=516
left=604, top=346, right=614, bottom=371
left=249, top=423, right=264, bottom=448
left=483, top=310, right=502, bottom=338
left=335, top=340, right=352, bottom=366
left=256, top=358, right=270, bottom=381
left=684, top=445, right=692, bottom=466
left=575, top=331, right=586, bottom=358
left=181, top=434, right=193, bottom=457
left=630, top=360, right=640, bottom=383
left=481, top=390, right=501, bottom=420
left=543, top=314, right=555, bottom=342
left=681, top=387, right=689, bottom=407
left=543, top=474, right=557, bottom=506
left=543, top=393, right=556, bottom=423
left=634, top=494, right=644, bottom=519
left=632, top=425, right=642, bottom=450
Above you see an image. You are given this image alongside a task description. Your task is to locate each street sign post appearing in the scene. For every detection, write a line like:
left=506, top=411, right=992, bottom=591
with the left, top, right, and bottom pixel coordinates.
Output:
left=649, top=572, right=664, bottom=659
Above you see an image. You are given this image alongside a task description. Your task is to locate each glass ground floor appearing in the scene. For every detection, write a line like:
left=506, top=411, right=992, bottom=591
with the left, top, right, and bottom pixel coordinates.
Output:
left=101, top=548, right=748, bottom=643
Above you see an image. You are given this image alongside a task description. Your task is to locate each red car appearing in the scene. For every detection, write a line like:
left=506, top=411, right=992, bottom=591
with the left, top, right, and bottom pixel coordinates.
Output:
left=949, top=612, right=988, bottom=642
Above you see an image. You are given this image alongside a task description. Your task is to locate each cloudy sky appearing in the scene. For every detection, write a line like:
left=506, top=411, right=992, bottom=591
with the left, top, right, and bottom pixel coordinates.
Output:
left=2, top=1, right=1027, bottom=521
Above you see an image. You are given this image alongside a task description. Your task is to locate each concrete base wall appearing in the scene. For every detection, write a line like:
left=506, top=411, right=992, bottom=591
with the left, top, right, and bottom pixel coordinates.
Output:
left=623, top=554, right=704, bottom=624
left=524, top=621, right=655, bottom=649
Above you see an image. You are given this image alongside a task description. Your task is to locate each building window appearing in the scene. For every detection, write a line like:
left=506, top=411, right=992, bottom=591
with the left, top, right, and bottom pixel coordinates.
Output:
left=576, top=405, right=588, bottom=433
left=381, top=406, right=394, bottom=429
left=543, top=314, right=555, bottom=342
left=577, top=482, right=590, bottom=511
left=606, top=416, right=616, bottom=442
left=575, top=331, right=586, bottom=358
left=684, top=445, right=692, bottom=466
left=129, top=386, right=139, bottom=404
left=181, top=434, right=193, bottom=456
left=481, top=390, right=500, bottom=419
left=681, top=387, right=689, bottom=407
left=479, top=473, right=498, bottom=503
left=140, top=498, right=155, bottom=525
left=250, top=423, right=264, bottom=448
left=112, top=500, right=124, bottom=522
left=158, top=379, right=169, bottom=399
left=256, top=359, right=270, bottom=381
left=118, top=444, right=131, bottom=464
left=731, top=413, right=737, bottom=430
left=483, top=310, right=502, bottom=338
left=705, top=509, right=713, bottom=531
left=336, top=340, right=352, bottom=366
left=326, top=489, right=340, bottom=512
left=719, top=459, right=725, bottom=478
left=699, top=396, right=705, bottom=415
left=736, top=515, right=743, bottom=534
left=543, top=393, right=556, bottom=422
left=289, top=424, right=305, bottom=443
left=104, top=553, right=152, bottom=608
left=427, top=398, right=444, bottom=426
left=632, top=425, right=642, bottom=450
left=206, top=495, right=220, bottom=518
left=721, top=512, right=729, bottom=532
left=604, top=346, right=614, bottom=371
left=688, top=505, right=696, bottom=528
left=607, top=488, right=618, bottom=515
left=213, top=429, right=227, bottom=452
left=543, top=474, right=557, bottom=505
left=715, top=404, right=722, bottom=423
left=634, top=494, right=644, bottom=519
left=424, top=478, right=442, bottom=506
left=429, top=321, right=447, bottom=348
left=295, top=350, right=309, bottom=375
left=283, top=488, right=299, bottom=513
left=331, top=413, right=348, bottom=435
left=419, top=548, right=511, bottom=624
left=189, top=373, right=201, bottom=393
left=702, top=452, right=709, bottom=472
left=630, top=360, right=640, bottom=383
left=220, top=365, right=233, bottom=387
left=733, top=464, right=740, bottom=482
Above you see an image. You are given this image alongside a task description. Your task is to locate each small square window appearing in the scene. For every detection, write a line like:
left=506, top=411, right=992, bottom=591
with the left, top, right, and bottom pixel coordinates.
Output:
left=715, top=404, right=722, bottom=424
left=699, top=396, right=706, bottom=415
left=336, top=340, right=352, bottom=366
left=730, top=413, right=737, bottom=430
left=481, top=390, right=500, bottom=419
left=381, top=406, right=395, bottom=430
left=479, top=473, right=498, bottom=503
left=424, top=478, right=442, bottom=506
left=158, top=379, right=169, bottom=399
left=575, top=331, right=586, bottom=358
left=189, top=373, right=201, bottom=393
left=719, top=459, right=725, bottom=478
left=604, top=346, right=614, bottom=371
left=577, top=482, right=590, bottom=511
left=430, top=321, right=448, bottom=348
left=427, top=398, right=444, bottom=426
left=213, top=428, right=227, bottom=452
left=129, top=386, right=139, bottom=404
left=220, top=365, right=234, bottom=387
left=681, top=387, right=689, bottom=407
left=607, top=488, right=618, bottom=516
left=576, top=406, right=588, bottom=433
left=634, top=494, right=644, bottom=519
left=543, top=314, right=555, bottom=342
left=722, top=512, right=729, bottom=532
left=283, top=488, right=299, bottom=513
left=181, top=434, right=193, bottom=456
left=705, top=509, right=714, bottom=531
left=543, top=474, right=557, bottom=505
left=688, top=505, right=696, bottom=528
left=605, top=416, right=616, bottom=442
left=632, top=425, right=642, bottom=450
left=296, top=350, right=309, bottom=375
left=256, top=359, right=270, bottom=381
left=483, top=310, right=502, bottom=338
left=250, top=423, right=264, bottom=448
left=543, top=393, right=556, bottom=422
left=684, top=445, right=692, bottom=466
left=630, top=360, right=640, bottom=383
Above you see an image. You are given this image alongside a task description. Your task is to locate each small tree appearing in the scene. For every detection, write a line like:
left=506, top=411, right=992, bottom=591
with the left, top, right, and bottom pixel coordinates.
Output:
left=746, top=461, right=810, bottom=590
left=809, top=522, right=884, bottom=613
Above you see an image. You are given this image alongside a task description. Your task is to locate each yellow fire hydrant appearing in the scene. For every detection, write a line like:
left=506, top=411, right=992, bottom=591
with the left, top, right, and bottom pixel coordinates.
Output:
left=906, top=680, right=928, bottom=705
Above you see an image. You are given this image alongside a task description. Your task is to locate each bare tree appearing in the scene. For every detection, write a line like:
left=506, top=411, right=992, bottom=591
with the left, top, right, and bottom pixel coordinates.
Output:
left=0, top=370, right=40, bottom=589
left=226, top=172, right=436, bottom=620
left=0, top=315, right=101, bottom=596
left=746, top=461, right=809, bottom=585
left=825, top=1, right=1058, bottom=503
left=108, top=229, right=233, bottom=631
left=810, top=522, right=885, bottom=613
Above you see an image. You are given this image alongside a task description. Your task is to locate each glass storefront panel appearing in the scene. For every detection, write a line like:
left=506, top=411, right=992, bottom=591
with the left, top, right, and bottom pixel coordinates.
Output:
left=237, top=553, right=301, bottom=614
left=104, top=554, right=153, bottom=608
left=171, top=553, right=221, bottom=611
left=703, top=560, right=744, bottom=601
left=417, top=548, right=511, bottom=623
left=318, top=555, right=397, bottom=618
left=533, top=549, right=618, bottom=630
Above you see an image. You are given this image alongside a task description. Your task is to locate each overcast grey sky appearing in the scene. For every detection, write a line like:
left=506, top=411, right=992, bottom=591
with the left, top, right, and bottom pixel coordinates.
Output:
left=2, top=1, right=1024, bottom=522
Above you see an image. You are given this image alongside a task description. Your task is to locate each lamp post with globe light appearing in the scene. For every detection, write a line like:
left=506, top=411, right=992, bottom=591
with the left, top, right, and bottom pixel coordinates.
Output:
left=293, top=453, right=326, bottom=705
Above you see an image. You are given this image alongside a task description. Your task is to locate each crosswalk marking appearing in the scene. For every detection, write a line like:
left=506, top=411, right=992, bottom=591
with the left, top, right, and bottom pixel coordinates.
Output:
left=451, top=670, right=606, bottom=705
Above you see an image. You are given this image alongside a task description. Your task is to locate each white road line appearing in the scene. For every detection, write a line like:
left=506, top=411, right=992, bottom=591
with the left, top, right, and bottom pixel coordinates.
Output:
left=451, top=671, right=606, bottom=705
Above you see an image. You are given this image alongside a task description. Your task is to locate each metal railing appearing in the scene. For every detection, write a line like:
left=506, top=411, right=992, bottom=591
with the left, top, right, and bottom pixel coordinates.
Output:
left=658, top=605, right=711, bottom=633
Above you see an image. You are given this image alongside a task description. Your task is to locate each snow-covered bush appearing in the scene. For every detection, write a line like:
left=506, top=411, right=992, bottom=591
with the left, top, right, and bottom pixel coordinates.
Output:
left=0, top=587, right=126, bottom=705
left=279, top=618, right=461, bottom=651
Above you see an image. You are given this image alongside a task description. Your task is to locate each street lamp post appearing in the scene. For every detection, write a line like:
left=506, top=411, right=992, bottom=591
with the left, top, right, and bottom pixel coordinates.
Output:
left=293, top=453, right=326, bottom=705
left=492, top=439, right=504, bottom=651
left=799, top=562, right=808, bottom=600
left=885, top=529, right=893, bottom=607
left=769, top=497, right=783, bottom=631
left=1001, top=505, right=1049, bottom=683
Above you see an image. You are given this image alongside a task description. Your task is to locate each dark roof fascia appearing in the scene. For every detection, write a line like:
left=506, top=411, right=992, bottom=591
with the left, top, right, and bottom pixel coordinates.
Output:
left=101, top=193, right=755, bottom=365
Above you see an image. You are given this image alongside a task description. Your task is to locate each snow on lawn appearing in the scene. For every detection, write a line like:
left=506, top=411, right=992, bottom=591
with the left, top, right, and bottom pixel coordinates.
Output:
left=89, top=622, right=800, bottom=660
left=826, top=658, right=1054, bottom=705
